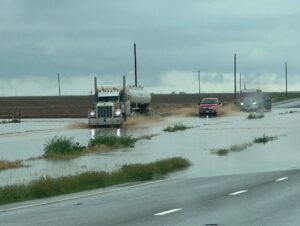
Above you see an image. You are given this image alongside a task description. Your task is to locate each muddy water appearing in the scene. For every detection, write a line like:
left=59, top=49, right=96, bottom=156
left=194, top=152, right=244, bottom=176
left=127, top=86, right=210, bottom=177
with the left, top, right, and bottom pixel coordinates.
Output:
left=1, top=107, right=300, bottom=185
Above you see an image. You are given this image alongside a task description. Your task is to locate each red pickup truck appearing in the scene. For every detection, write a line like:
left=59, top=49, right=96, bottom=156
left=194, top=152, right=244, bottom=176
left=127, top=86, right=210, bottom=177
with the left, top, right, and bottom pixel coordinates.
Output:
left=198, top=98, right=222, bottom=116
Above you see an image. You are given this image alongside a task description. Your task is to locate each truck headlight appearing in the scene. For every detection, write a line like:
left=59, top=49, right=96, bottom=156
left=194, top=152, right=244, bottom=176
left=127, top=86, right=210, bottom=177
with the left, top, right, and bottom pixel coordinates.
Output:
left=89, top=111, right=96, bottom=117
left=240, top=102, right=244, bottom=106
left=252, top=102, right=257, bottom=105
left=114, top=109, right=122, bottom=116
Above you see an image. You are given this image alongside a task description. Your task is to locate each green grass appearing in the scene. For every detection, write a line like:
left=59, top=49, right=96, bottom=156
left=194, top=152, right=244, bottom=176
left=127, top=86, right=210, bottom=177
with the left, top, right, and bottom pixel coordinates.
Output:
left=0, top=160, right=26, bottom=171
left=229, top=143, right=253, bottom=152
left=289, top=110, right=298, bottom=114
left=212, top=136, right=277, bottom=156
left=88, top=135, right=136, bottom=148
left=212, top=143, right=253, bottom=156
left=254, top=134, right=277, bottom=144
left=43, top=135, right=137, bottom=159
left=0, top=157, right=190, bottom=205
left=135, top=134, right=160, bottom=141
left=163, top=124, right=191, bottom=132
left=43, top=136, right=85, bottom=158
left=248, top=112, right=264, bottom=119
left=215, top=149, right=229, bottom=156
left=279, top=110, right=299, bottom=115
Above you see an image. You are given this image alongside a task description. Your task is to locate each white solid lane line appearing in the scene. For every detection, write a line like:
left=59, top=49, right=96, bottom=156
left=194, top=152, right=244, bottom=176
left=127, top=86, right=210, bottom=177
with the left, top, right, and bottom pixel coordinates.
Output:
left=154, top=208, right=182, bottom=216
left=229, top=190, right=248, bottom=196
left=276, top=177, right=288, bottom=182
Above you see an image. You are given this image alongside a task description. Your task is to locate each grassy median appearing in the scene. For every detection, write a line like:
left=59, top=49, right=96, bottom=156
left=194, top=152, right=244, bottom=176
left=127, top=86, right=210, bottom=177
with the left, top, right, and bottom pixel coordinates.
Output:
left=211, top=134, right=278, bottom=156
left=43, top=136, right=85, bottom=158
left=254, top=134, right=277, bottom=144
left=43, top=135, right=137, bottom=159
left=88, top=135, right=136, bottom=149
left=0, top=160, right=26, bottom=171
left=211, top=143, right=253, bottom=156
left=163, top=124, right=191, bottom=132
left=0, top=157, right=190, bottom=205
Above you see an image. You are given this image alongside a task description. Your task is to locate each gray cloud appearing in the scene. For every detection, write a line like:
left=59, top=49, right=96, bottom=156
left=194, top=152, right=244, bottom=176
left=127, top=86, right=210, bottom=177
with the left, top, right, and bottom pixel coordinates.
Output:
left=0, top=0, right=300, bottom=93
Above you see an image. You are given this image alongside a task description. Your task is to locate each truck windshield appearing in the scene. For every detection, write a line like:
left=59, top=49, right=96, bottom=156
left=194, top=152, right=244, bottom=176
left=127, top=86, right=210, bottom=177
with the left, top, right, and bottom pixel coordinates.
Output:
left=98, top=96, right=118, bottom=102
left=242, top=93, right=261, bottom=98
left=201, top=99, right=218, bottom=104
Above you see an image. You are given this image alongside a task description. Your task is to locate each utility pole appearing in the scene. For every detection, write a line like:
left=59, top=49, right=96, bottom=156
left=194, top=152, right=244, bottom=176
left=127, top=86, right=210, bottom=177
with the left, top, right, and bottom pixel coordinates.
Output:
left=234, top=53, right=237, bottom=99
left=134, top=43, right=137, bottom=87
left=94, top=77, right=98, bottom=102
left=239, top=72, right=242, bottom=95
left=57, top=73, right=61, bottom=96
left=198, top=70, right=201, bottom=95
left=122, top=75, right=127, bottom=121
left=285, top=62, right=288, bottom=96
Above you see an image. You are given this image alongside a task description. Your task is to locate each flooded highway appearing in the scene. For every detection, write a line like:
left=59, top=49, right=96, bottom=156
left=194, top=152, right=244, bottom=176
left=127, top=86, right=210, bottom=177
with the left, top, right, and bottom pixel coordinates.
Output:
left=1, top=103, right=300, bottom=186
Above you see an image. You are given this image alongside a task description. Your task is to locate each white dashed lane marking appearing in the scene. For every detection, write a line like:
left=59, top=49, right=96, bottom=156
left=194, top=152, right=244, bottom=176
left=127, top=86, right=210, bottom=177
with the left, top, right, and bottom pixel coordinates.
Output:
left=154, top=208, right=182, bottom=216
left=276, top=177, right=288, bottom=182
left=229, top=190, right=248, bottom=196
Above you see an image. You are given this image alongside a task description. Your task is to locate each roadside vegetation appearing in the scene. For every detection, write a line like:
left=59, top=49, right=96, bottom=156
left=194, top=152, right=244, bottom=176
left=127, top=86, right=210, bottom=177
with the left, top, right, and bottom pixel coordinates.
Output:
left=135, top=134, right=160, bottom=141
left=213, top=148, right=229, bottom=156
left=254, top=134, right=278, bottom=144
left=0, top=119, right=21, bottom=124
left=211, top=143, right=253, bottom=156
left=163, top=123, right=192, bottom=132
left=212, top=134, right=278, bottom=156
left=248, top=112, right=264, bottom=119
left=279, top=110, right=299, bottom=115
left=0, top=160, right=26, bottom=171
left=43, top=135, right=135, bottom=158
left=43, top=134, right=158, bottom=159
left=43, top=136, right=85, bottom=158
left=0, top=157, right=190, bottom=205
left=88, top=135, right=135, bottom=149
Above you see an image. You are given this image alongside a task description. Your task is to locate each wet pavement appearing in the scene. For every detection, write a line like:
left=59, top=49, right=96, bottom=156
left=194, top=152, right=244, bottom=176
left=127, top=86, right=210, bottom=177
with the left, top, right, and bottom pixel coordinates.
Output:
left=1, top=104, right=300, bottom=186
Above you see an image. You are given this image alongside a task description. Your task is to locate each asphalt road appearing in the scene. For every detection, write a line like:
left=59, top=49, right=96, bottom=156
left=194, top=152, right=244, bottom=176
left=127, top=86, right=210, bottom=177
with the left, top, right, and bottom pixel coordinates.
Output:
left=2, top=169, right=300, bottom=226
left=273, top=98, right=300, bottom=108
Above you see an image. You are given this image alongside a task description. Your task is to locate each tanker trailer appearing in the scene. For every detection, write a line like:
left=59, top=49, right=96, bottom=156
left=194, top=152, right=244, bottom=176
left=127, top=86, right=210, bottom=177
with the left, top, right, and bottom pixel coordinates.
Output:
left=127, top=85, right=151, bottom=114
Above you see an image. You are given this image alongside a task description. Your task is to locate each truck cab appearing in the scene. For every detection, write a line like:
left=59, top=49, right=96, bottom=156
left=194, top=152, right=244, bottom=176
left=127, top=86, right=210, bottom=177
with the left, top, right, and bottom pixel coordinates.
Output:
left=88, top=86, right=124, bottom=127
left=240, top=89, right=271, bottom=111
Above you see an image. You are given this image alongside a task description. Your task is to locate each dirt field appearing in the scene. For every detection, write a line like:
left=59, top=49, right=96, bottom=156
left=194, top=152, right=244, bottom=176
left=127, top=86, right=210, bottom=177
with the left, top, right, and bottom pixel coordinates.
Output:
left=0, top=96, right=93, bottom=119
left=0, top=92, right=298, bottom=119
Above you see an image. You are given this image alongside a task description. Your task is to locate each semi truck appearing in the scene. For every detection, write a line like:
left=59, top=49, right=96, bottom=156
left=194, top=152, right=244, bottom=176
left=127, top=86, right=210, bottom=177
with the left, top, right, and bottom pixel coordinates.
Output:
left=240, top=89, right=271, bottom=111
left=88, top=77, right=151, bottom=127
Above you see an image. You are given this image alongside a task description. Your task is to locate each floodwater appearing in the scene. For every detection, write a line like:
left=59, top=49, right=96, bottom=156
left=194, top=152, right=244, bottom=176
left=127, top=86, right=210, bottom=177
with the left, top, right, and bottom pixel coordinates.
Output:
left=1, top=104, right=300, bottom=186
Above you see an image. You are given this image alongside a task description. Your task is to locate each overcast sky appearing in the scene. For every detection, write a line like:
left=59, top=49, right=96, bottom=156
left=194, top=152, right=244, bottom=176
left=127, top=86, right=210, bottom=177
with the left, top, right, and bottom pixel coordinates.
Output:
left=1, top=0, right=300, bottom=95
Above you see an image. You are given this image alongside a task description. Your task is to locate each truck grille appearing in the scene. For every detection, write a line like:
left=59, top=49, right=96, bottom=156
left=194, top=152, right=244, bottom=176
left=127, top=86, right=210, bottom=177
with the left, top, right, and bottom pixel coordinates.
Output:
left=98, top=106, right=112, bottom=118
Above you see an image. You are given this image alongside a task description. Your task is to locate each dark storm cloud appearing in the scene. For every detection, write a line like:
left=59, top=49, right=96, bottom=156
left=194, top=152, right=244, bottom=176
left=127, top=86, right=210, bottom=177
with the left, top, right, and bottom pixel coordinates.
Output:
left=1, top=0, right=300, bottom=89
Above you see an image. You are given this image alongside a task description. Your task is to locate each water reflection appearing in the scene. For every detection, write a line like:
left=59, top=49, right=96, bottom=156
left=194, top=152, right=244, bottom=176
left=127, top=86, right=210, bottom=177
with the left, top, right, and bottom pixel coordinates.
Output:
left=90, top=129, right=95, bottom=139
left=91, top=128, right=129, bottom=138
